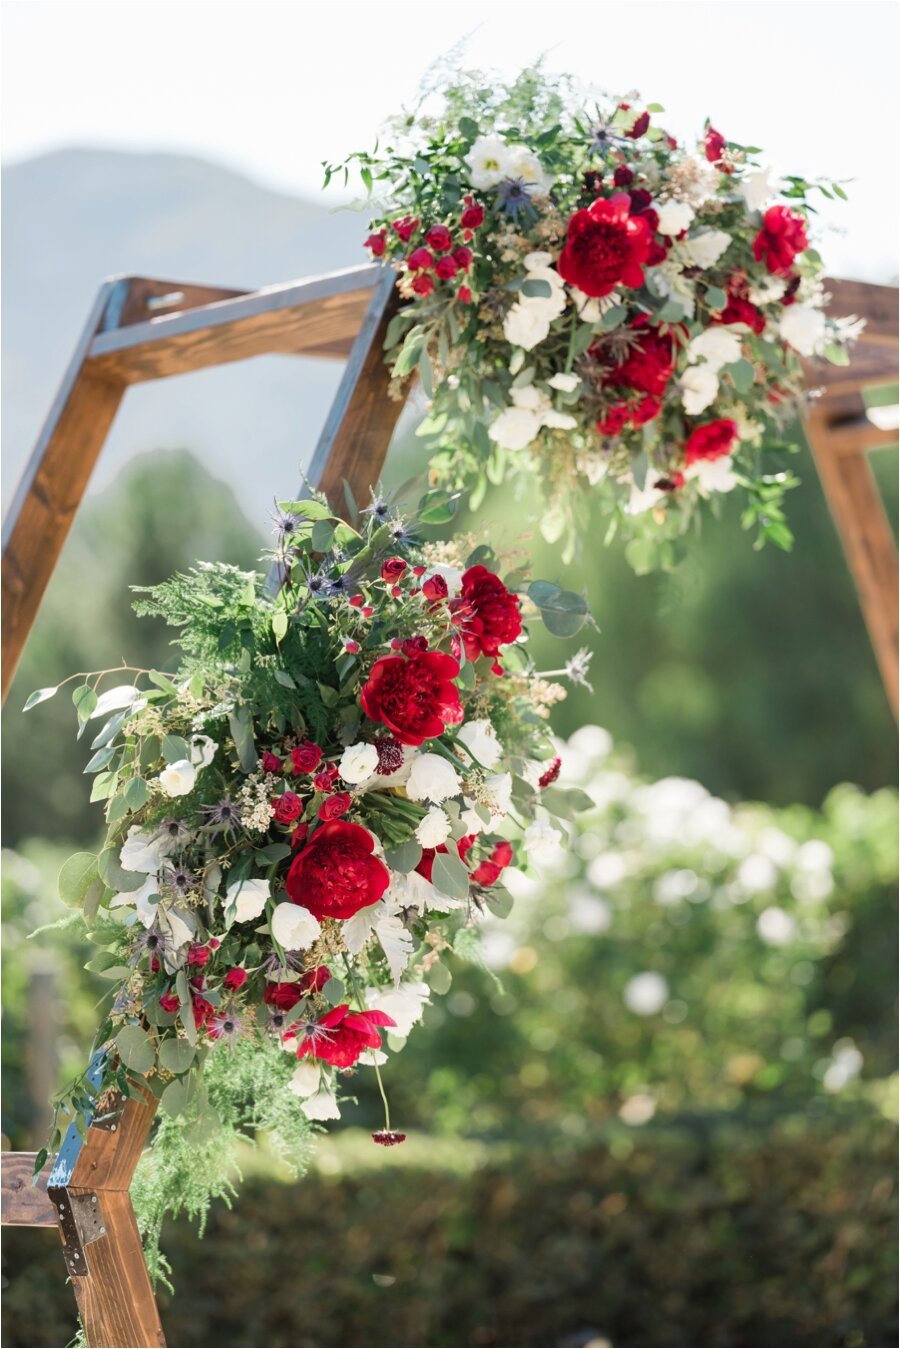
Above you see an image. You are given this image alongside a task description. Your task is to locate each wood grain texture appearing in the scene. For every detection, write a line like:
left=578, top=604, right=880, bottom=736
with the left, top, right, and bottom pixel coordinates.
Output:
left=826, top=278, right=899, bottom=345
left=65, top=1189, right=166, bottom=1348
left=105, top=276, right=248, bottom=331
left=1, top=1152, right=56, bottom=1226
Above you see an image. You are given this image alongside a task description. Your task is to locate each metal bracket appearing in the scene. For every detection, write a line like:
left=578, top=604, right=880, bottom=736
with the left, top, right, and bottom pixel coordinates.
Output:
left=48, top=1187, right=107, bottom=1277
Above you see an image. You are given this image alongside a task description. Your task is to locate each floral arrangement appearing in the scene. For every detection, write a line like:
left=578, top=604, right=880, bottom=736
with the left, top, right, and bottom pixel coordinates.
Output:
left=27, top=489, right=590, bottom=1183
left=328, top=66, right=860, bottom=567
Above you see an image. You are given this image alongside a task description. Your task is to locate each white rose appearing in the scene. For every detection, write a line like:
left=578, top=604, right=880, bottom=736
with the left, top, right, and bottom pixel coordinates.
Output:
left=688, top=327, right=742, bottom=371
left=740, top=166, right=779, bottom=213
left=466, top=135, right=512, bottom=189
left=457, top=719, right=504, bottom=770
left=120, top=826, right=171, bottom=874
left=301, top=1088, right=341, bottom=1121
left=548, top=372, right=580, bottom=392
left=158, top=759, right=196, bottom=797
left=288, top=1060, right=321, bottom=1098
left=339, top=741, right=379, bottom=785
left=226, top=876, right=270, bottom=923
left=679, top=229, right=732, bottom=268
left=678, top=364, right=719, bottom=415
left=415, top=806, right=452, bottom=849
left=523, top=820, right=564, bottom=866
left=687, top=455, right=738, bottom=494
left=503, top=301, right=551, bottom=351
left=656, top=198, right=695, bottom=236
left=406, top=753, right=461, bottom=804
left=190, top=735, right=217, bottom=769
left=778, top=304, right=827, bottom=357
left=510, top=383, right=546, bottom=411
left=271, top=901, right=322, bottom=951
left=489, top=406, right=542, bottom=452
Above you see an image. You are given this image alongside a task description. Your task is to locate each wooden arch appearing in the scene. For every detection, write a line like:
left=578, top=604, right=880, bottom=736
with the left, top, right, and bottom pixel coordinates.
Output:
left=0, top=265, right=896, bottom=1348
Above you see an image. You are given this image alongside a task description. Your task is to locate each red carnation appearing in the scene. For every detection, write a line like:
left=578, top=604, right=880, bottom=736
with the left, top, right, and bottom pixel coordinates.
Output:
left=296, top=1004, right=396, bottom=1068
left=753, top=206, right=809, bottom=276
left=291, top=741, right=323, bottom=774
left=264, top=981, right=306, bottom=1011
left=365, top=231, right=387, bottom=257
left=426, top=224, right=453, bottom=253
left=273, top=791, right=304, bottom=825
left=454, top=566, right=522, bottom=662
left=460, top=199, right=484, bottom=230
left=407, top=246, right=434, bottom=272
left=361, top=649, right=463, bottom=745
left=317, top=791, right=350, bottom=822
left=392, top=216, right=419, bottom=243
left=159, top=989, right=180, bottom=1013
left=435, top=255, right=459, bottom=280
left=705, top=126, right=728, bottom=166
left=684, top=419, right=739, bottom=466
left=557, top=193, right=652, bottom=298
left=262, top=751, right=284, bottom=774
left=597, top=404, right=630, bottom=436
left=452, top=245, right=473, bottom=272
left=286, top=819, right=390, bottom=921
left=381, top=556, right=407, bottom=583
left=632, top=395, right=662, bottom=426
left=422, top=573, right=449, bottom=603
left=224, top=967, right=248, bottom=990
left=412, top=273, right=435, bottom=297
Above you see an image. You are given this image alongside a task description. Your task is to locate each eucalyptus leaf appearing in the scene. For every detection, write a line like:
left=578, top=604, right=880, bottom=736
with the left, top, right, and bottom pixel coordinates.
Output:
left=431, top=850, right=470, bottom=902
left=385, top=839, right=423, bottom=873
left=23, top=686, right=59, bottom=711
left=161, top=733, right=190, bottom=764
left=115, top=1025, right=156, bottom=1074
left=58, top=852, right=99, bottom=908
left=157, top=1038, right=196, bottom=1074
left=160, top=1078, right=192, bottom=1118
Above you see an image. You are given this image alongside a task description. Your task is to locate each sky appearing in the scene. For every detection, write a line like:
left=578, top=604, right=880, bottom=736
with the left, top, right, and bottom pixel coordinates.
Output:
left=1, top=0, right=898, bottom=280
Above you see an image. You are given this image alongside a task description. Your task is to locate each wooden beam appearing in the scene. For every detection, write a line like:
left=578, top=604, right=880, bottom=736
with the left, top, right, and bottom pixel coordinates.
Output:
left=806, top=395, right=899, bottom=715
left=87, top=265, right=382, bottom=382
left=1, top=1152, right=56, bottom=1226
left=825, top=278, right=899, bottom=345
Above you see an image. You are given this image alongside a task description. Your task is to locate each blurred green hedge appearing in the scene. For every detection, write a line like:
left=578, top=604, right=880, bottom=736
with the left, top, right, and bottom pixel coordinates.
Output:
left=3, top=1119, right=895, bottom=1348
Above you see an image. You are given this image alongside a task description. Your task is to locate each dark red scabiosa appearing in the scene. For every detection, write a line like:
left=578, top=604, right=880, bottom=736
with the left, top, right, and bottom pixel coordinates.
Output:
left=286, top=820, right=390, bottom=921
left=291, top=741, right=323, bottom=775
left=317, top=791, right=351, bottom=822
left=374, top=736, right=404, bottom=776
left=380, top=557, right=407, bottom=584
left=406, top=246, right=434, bottom=272
left=557, top=193, right=652, bottom=298
left=425, top=223, right=453, bottom=253
left=224, top=967, right=249, bottom=990
left=613, top=165, right=634, bottom=187
left=538, top=757, right=562, bottom=789
left=460, top=198, right=484, bottom=230
left=372, top=1131, right=407, bottom=1146
left=655, top=472, right=686, bottom=492
left=361, top=649, right=463, bottom=745
left=392, top=215, right=419, bottom=243
left=273, top=791, right=304, bottom=825
left=365, top=230, right=387, bottom=257
left=684, top=419, right=739, bottom=465
left=296, top=1004, right=396, bottom=1068
left=753, top=206, right=809, bottom=276
left=454, top=566, right=522, bottom=662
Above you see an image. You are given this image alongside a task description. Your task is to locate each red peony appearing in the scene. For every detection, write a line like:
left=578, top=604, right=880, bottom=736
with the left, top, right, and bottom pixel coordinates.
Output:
left=455, top=566, right=523, bottom=662
left=365, top=231, right=387, bottom=257
left=273, top=791, right=304, bottom=825
left=407, top=246, right=434, bottom=272
left=159, top=989, right=180, bottom=1013
left=317, top=792, right=350, bottom=822
left=296, top=1004, right=396, bottom=1068
left=557, top=194, right=652, bottom=298
left=752, top=206, right=809, bottom=276
left=264, top=981, right=306, bottom=1011
left=380, top=556, right=407, bottom=583
left=460, top=198, right=484, bottom=230
left=684, top=419, right=739, bottom=465
left=361, top=649, right=463, bottom=745
left=425, top=223, right=453, bottom=253
left=224, top=967, right=248, bottom=990
left=392, top=216, right=419, bottom=243
left=291, top=741, right=323, bottom=774
left=705, top=126, right=727, bottom=165
left=286, top=819, right=390, bottom=921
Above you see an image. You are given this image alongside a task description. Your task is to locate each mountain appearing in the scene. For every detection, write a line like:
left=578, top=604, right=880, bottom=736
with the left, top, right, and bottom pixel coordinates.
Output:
left=1, top=147, right=390, bottom=531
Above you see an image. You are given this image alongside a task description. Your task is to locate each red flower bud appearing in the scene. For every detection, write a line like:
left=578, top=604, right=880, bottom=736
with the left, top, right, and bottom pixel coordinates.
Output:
left=224, top=967, right=249, bottom=990
left=422, top=574, right=449, bottom=602
left=412, top=273, right=435, bottom=296
left=457, top=285, right=472, bottom=305
left=348, top=594, right=365, bottom=608
left=365, top=231, right=387, bottom=257
left=460, top=199, right=484, bottom=230
left=344, top=639, right=360, bottom=654
left=262, top=751, right=284, bottom=774
left=435, top=255, right=458, bottom=280
left=451, top=245, right=473, bottom=271
left=392, top=215, right=419, bottom=243
left=425, top=223, right=453, bottom=253
left=159, top=989, right=180, bottom=1013
left=407, top=246, right=434, bottom=271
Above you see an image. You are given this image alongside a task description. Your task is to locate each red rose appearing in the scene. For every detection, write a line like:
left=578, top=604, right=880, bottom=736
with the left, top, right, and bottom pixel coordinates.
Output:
left=407, top=246, right=434, bottom=272
left=426, top=224, right=453, bottom=253
left=297, top=1004, right=396, bottom=1068
left=539, top=757, right=562, bottom=788
left=381, top=557, right=407, bottom=583
left=298, top=965, right=331, bottom=996
left=412, top=273, right=435, bottom=297
left=313, top=764, right=340, bottom=792
left=291, top=741, right=323, bottom=774
left=262, top=751, right=284, bottom=774
left=392, top=215, right=419, bottom=242
left=365, top=231, right=387, bottom=257
left=458, top=285, right=472, bottom=305
left=627, top=110, right=650, bottom=138
left=361, top=649, right=463, bottom=745
left=705, top=126, right=727, bottom=165
left=753, top=206, right=809, bottom=276
left=684, top=419, right=739, bottom=465
left=159, top=989, right=180, bottom=1013
left=273, top=791, right=304, bottom=825
left=422, top=574, right=449, bottom=603
left=455, top=566, right=522, bottom=662
left=224, top=967, right=248, bottom=990
left=457, top=835, right=514, bottom=887
left=264, top=981, right=306, bottom=1011
left=192, top=995, right=214, bottom=1029
left=452, top=245, right=473, bottom=272
left=317, top=791, right=350, bottom=822
left=557, top=193, right=652, bottom=298
left=613, top=165, right=634, bottom=187
left=460, top=199, right=484, bottom=230
left=187, top=943, right=212, bottom=968
left=435, top=255, right=459, bottom=280
left=291, top=821, right=309, bottom=849
left=286, top=820, right=390, bottom=921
